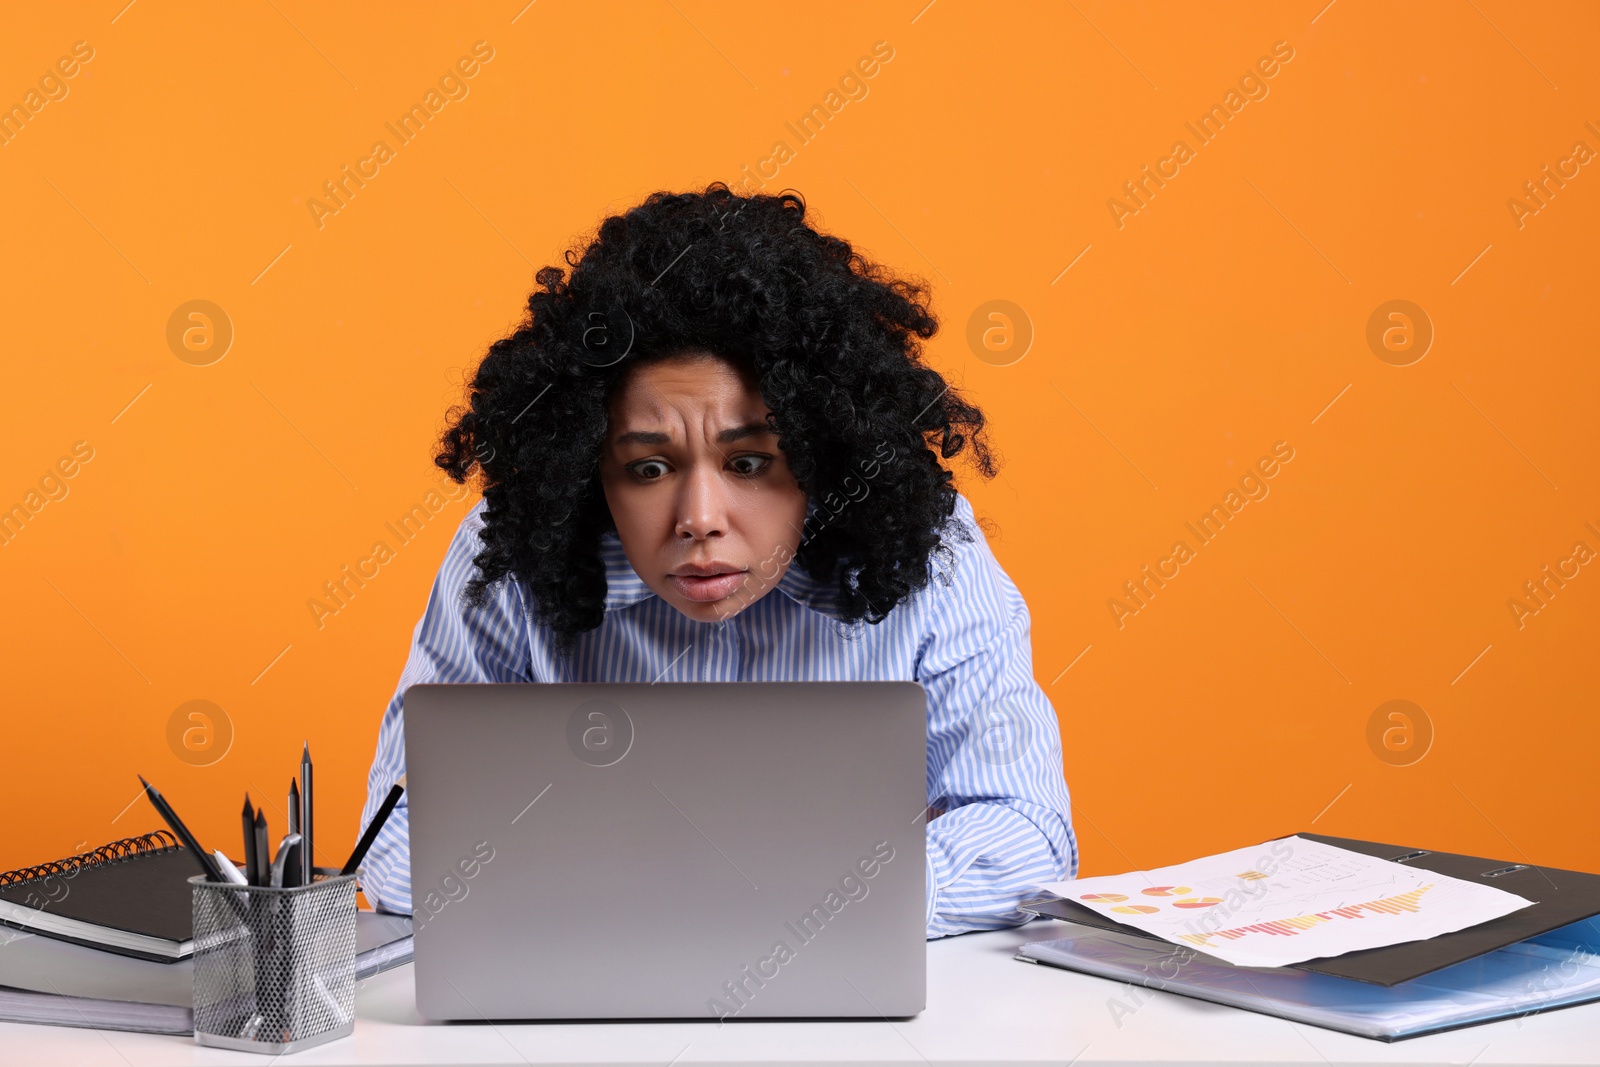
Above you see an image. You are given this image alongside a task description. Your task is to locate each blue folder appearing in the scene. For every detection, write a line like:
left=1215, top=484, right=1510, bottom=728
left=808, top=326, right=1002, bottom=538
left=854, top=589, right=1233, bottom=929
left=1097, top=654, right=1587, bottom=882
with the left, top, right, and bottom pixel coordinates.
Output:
left=1016, top=914, right=1600, bottom=1041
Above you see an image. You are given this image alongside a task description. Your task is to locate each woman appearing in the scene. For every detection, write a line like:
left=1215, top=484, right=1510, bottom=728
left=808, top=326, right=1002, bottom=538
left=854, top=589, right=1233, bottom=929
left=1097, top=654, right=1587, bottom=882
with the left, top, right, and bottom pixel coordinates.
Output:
left=358, top=182, right=1076, bottom=937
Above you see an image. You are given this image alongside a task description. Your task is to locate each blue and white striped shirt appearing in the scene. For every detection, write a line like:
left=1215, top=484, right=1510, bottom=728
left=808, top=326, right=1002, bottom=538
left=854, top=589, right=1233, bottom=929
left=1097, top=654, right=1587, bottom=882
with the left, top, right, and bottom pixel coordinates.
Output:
left=358, top=491, right=1077, bottom=938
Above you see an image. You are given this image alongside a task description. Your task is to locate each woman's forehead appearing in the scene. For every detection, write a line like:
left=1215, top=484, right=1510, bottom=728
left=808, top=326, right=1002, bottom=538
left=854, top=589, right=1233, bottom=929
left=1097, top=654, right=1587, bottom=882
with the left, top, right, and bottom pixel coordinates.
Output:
left=608, top=355, right=768, bottom=424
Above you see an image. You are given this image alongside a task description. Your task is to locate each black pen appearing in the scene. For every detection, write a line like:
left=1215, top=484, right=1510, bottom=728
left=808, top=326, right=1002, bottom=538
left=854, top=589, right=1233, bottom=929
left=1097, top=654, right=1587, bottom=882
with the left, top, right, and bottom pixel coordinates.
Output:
left=138, top=775, right=225, bottom=883
left=301, top=742, right=314, bottom=884
left=341, top=775, right=406, bottom=875
left=242, top=794, right=258, bottom=887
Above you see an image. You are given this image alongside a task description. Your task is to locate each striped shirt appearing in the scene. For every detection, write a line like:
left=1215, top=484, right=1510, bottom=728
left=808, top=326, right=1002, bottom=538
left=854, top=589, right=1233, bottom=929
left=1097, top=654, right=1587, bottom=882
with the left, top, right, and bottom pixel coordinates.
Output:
left=358, top=491, right=1077, bottom=938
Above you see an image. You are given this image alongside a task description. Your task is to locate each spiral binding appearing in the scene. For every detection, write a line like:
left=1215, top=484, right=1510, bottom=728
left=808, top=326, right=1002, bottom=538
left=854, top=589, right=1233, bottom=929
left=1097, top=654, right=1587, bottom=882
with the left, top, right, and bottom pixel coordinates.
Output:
left=0, top=830, right=179, bottom=888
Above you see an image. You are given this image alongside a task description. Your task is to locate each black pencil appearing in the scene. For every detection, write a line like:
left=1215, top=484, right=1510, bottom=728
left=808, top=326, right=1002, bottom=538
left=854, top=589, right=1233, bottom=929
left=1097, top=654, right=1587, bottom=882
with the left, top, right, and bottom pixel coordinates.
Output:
left=252, top=809, right=270, bottom=888
left=288, top=778, right=301, bottom=837
left=242, top=794, right=258, bottom=887
left=138, top=775, right=225, bottom=883
left=342, top=775, right=406, bottom=875
left=300, top=742, right=314, bottom=884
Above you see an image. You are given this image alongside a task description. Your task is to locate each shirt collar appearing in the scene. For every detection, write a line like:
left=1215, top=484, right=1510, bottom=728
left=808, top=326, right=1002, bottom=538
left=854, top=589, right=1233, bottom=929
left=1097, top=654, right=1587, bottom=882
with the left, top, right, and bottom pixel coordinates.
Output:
left=599, top=503, right=846, bottom=620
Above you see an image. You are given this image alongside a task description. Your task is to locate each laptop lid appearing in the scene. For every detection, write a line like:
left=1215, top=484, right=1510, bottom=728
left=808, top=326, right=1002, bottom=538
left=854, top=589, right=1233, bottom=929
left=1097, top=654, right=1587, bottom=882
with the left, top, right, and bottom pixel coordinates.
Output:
left=403, top=680, right=928, bottom=1020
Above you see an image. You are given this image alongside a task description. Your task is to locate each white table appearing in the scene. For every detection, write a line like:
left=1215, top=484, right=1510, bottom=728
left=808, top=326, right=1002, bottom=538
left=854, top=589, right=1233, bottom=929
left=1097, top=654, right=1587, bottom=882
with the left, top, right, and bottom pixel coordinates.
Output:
left=4, top=921, right=1598, bottom=1066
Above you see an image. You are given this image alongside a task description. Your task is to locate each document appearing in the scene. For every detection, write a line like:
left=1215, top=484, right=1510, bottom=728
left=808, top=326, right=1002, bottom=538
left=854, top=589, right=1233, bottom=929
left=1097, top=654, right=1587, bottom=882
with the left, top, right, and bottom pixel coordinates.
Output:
left=1035, top=835, right=1536, bottom=968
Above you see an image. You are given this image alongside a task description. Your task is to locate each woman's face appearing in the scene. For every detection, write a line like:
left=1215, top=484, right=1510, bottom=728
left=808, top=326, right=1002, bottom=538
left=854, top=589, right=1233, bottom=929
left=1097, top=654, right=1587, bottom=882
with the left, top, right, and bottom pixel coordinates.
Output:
left=599, top=352, right=809, bottom=623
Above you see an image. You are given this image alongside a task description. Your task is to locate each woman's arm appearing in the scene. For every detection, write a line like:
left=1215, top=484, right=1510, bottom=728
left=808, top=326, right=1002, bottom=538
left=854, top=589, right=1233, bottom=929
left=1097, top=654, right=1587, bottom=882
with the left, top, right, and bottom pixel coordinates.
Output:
left=916, top=498, right=1078, bottom=938
left=355, top=502, right=532, bottom=913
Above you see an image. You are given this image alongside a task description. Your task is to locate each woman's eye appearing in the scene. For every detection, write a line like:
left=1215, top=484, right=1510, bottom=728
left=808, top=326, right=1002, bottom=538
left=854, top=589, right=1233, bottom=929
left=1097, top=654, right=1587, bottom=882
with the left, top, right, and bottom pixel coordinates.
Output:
left=626, top=456, right=769, bottom=481
left=628, top=460, right=669, bottom=482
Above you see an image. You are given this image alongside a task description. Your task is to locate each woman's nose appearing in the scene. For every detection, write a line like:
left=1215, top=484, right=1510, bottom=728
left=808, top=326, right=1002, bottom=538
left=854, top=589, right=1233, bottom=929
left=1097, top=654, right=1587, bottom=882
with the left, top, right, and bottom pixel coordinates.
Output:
left=674, top=462, right=728, bottom=540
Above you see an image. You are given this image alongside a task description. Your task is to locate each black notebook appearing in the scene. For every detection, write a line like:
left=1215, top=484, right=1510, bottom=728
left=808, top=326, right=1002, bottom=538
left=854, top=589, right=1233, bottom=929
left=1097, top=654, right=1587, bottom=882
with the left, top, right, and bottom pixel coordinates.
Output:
left=0, top=831, right=209, bottom=962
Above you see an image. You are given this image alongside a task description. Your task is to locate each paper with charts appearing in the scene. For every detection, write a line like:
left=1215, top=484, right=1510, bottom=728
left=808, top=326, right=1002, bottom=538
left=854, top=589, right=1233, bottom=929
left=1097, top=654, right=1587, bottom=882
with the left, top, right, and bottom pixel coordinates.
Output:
left=1035, top=835, right=1535, bottom=968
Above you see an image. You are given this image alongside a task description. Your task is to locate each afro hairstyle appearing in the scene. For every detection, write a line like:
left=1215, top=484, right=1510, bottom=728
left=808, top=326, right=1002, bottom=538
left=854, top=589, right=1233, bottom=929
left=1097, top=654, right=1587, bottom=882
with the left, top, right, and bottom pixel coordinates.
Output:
left=435, top=181, right=997, bottom=654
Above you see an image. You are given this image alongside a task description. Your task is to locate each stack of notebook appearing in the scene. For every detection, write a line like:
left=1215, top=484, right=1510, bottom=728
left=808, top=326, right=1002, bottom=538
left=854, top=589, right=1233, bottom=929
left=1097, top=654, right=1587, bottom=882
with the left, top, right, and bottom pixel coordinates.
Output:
left=1017, top=833, right=1600, bottom=1041
left=0, top=831, right=414, bottom=1034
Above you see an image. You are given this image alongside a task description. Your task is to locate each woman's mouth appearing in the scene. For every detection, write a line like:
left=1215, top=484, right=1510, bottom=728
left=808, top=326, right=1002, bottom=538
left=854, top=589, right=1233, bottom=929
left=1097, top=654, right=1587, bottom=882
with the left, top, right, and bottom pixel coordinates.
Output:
left=668, top=570, right=747, bottom=602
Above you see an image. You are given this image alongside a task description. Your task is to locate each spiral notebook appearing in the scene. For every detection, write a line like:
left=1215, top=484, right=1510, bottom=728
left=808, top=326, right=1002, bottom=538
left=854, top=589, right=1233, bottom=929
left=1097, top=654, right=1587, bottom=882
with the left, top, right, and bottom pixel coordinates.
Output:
left=0, top=831, right=208, bottom=962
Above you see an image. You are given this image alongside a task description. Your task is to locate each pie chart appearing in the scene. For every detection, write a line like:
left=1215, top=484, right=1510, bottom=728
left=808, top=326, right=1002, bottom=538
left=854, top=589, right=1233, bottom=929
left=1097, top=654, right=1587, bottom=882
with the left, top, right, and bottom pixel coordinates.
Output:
left=1172, top=897, right=1224, bottom=908
left=1079, top=893, right=1128, bottom=904
left=1141, top=886, right=1192, bottom=897
left=1111, top=904, right=1160, bottom=915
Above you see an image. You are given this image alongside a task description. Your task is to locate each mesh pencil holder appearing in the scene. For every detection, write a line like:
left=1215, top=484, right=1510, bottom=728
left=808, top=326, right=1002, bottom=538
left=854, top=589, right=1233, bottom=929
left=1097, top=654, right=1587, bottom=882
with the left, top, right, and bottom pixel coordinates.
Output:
left=188, top=870, right=359, bottom=1054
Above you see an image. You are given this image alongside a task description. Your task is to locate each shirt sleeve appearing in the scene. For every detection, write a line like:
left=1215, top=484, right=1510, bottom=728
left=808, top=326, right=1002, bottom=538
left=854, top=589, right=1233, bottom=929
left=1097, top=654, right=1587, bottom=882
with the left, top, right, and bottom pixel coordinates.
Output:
left=915, top=494, right=1078, bottom=939
left=355, top=501, right=532, bottom=914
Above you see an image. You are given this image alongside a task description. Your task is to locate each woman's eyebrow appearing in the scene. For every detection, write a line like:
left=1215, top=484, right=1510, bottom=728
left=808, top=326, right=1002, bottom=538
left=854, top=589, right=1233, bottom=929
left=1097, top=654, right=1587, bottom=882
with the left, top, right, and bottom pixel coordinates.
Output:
left=613, top=422, right=772, bottom=447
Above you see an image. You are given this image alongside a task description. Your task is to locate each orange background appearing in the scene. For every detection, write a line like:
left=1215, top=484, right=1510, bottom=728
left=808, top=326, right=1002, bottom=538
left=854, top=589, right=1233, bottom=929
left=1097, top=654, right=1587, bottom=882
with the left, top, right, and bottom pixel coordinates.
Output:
left=2, top=2, right=1596, bottom=883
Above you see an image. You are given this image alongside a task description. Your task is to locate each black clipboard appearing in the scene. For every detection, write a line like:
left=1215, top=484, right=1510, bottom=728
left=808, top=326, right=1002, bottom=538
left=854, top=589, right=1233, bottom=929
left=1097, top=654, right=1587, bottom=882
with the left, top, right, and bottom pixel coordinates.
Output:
left=1019, top=832, right=1600, bottom=986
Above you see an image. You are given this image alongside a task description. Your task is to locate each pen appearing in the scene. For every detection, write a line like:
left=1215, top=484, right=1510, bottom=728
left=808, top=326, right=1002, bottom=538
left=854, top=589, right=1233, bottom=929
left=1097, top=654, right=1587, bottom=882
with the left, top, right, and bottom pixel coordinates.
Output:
left=342, top=774, right=406, bottom=875
left=252, top=809, right=270, bottom=888
left=301, top=742, right=314, bottom=885
left=269, top=833, right=302, bottom=888
left=138, top=775, right=225, bottom=883
left=241, top=795, right=258, bottom=888
left=213, top=850, right=249, bottom=886
left=288, top=778, right=301, bottom=838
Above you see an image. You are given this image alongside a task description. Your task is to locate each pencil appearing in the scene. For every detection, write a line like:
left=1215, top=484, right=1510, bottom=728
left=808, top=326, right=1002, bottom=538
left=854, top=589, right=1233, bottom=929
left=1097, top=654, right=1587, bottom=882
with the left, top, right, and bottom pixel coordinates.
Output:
left=252, top=809, right=270, bottom=888
left=301, top=742, right=314, bottom=884
left=242, top=794, right=258, bottom=887
left=288, top=778, right=300, bottom=837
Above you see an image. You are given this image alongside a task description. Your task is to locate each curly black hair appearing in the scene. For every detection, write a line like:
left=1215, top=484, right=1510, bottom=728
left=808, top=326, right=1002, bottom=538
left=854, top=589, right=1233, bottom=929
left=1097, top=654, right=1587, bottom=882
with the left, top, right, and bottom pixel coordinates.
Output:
left=435, top=181, right=996, bottom=654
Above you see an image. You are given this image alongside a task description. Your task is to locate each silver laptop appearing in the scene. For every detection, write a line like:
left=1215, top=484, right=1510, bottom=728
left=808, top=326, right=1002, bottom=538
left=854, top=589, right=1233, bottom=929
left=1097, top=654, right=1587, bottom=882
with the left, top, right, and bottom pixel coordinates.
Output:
left=403, top=681, right=928, bottom=1021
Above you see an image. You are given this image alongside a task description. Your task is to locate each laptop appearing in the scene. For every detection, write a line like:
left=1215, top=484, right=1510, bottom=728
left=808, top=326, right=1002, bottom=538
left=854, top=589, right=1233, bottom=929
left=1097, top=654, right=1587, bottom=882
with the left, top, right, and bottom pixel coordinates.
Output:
left=402, top=680, right=928, bottom=1021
